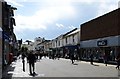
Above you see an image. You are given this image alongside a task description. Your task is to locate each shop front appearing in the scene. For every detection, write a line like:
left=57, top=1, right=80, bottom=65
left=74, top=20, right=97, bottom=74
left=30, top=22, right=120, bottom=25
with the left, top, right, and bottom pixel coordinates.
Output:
left=0, top=27, right=2, bottom=79
left=3, top=33, right=10, bottom=67
left=63, top=45, right=79, bottom=59
left=80, top=35, right=120, bottom=63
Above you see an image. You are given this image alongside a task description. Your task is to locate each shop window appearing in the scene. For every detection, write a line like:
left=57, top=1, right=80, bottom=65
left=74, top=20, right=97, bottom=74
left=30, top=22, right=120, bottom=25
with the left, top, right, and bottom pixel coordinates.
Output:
left=73, top=35, right=74, bottom=43
left=59, top=41, right=60, bottom=46
left=109, top=50, right=115, bottom=61
left=66, top=38, right=67, bottom=44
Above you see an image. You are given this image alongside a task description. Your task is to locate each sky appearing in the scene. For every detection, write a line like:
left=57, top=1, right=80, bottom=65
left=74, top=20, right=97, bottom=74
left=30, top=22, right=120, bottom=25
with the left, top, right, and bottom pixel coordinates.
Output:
left=5, top=0, right=119, bottom=42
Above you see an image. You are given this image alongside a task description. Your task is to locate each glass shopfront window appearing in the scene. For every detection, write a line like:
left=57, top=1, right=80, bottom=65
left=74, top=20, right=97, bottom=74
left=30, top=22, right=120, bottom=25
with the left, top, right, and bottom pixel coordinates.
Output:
left=80, top=47, right=116, bottom=62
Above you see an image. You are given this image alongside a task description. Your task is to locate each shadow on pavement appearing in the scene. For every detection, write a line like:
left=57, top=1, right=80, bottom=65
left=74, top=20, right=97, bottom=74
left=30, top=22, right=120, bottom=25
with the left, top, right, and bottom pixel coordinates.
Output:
left=33, top=73, right=38, bottom=77
left=2, top=64, right=16, bottom=79
left=29, top=72, right=38, bottom=77
left=73, top=63, right=78, bottom=65
left=92, top=64, right=99, bottom=66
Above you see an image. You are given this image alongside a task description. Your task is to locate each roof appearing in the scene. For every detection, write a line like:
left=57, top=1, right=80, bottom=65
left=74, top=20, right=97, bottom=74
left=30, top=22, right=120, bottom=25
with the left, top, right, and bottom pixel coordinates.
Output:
left=63, top=28, right=78, bottom=37
left=66, top=28, right=80, bottom=36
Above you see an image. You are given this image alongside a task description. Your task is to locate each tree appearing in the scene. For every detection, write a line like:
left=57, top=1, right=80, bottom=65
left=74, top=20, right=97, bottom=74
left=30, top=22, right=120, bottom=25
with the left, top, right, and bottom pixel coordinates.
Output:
left=21, top=46, right=28, bottom=52
left=26, top=40, right=31, bottom=45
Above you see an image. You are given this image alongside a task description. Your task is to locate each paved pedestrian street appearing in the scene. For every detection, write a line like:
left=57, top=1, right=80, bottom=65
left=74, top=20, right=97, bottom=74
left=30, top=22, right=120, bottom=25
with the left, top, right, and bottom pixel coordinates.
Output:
left=2, top=55, right=119, bottom=79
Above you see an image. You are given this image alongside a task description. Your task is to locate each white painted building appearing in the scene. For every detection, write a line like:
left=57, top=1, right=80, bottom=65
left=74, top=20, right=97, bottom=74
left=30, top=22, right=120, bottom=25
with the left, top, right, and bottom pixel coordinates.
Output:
left=43, top=40, right=51, bottom=54
left=51, top=28, right=80, bottom=49
left=44, top=41, right=52, bottom=52
left=27, top=42, right=34, bottom=51
left=49, top=28, right=80, bottom=58
left=50, top=28, right=80, bottom=49
left=51, top=39, right=57, bottom=48
left=56, top=34, right=63, bottom=48
left=63, top=28, right=80, bottom=46
left=34, top=37, right=45, bottom=50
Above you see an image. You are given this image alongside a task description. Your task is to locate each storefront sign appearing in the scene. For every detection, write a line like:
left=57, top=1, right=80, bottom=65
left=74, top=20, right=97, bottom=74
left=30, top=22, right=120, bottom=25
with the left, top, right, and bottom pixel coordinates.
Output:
left=97, top=40, right=107, bottom=46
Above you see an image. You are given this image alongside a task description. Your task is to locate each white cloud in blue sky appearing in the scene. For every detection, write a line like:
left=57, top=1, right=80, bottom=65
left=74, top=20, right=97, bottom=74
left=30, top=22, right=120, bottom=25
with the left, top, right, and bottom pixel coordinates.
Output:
left=5, top=0, right=119, bottom=42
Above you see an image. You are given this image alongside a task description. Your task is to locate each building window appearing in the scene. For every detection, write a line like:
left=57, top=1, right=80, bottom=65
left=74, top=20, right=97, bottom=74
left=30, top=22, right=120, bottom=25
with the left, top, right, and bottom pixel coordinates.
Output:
left=66, top=38, right=67, bottom=44
left=56, top=41, right=57, bottom=47
left=59, top=41, right=60, bottom=46
left=53, top=43, right=55, bottom=47
left=73, top=35, right=74, bottom=43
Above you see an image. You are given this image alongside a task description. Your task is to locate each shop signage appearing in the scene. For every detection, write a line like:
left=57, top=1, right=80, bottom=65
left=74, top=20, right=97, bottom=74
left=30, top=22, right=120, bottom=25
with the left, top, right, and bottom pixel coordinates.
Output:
left=4, top=33, right=10, bottom=42
left=97, top=40, right=107, bottom=46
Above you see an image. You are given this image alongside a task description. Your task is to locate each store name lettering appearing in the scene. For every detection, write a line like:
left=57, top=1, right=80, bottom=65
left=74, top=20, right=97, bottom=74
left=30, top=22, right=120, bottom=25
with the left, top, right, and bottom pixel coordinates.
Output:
left=97, top=40, right=107, bottom=46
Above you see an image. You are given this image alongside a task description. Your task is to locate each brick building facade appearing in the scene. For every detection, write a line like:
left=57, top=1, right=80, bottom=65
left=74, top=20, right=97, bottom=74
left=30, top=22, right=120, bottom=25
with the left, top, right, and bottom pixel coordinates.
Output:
left=80, top=8, right=120, bottom=63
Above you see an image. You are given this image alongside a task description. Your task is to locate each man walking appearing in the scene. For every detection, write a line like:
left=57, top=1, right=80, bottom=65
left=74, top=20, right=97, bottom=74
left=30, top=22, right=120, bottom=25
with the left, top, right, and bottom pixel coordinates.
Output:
left=90, top=53, right=94, bottom=65
left=71, top=53, right=74, bottom=64
left=116, top=53, right=120, bottom=69
left=103, top=53, right=108, bottom=66
left=22, top=53, right=26, bottom=72
left=27, top=51, right=36, bottom=75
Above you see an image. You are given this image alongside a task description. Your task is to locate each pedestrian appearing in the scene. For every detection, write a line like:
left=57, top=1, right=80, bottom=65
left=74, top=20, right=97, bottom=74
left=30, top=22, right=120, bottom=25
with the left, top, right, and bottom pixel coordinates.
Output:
left=57, top=53, right=60, bottom=60
left=116, top=53, right=120, bottom=69
left=39, top=53, right=42, bottom=60
left=71, top=53, right=74, bottom=64
left=103, top=53, right=108, bottom=66
left=35, top=52, right=38, bottom=60
left=22, top=53, right=26, bottom=72
left=90, top=53, right=94, bottom=65
left=27, top=51, right=36, bottom=75
left=52, top=53, right=55, bottom=60
left=9, top=53, right=13, bottom=64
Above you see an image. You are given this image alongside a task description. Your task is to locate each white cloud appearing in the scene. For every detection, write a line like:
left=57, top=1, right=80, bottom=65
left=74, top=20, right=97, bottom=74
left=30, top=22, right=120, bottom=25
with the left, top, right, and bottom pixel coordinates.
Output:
left=96, top=0, right=118, bottom=17
left=10, top=0, right=115, bottom=3
left=14, top=1, right=76, bottom=32
left=55, top=23, right=76, bottom=30
left=5, top=0, right=24, bottom=7
left=14, top=15, right=47, bottom=31
left=68, top=25, right=76, bottom=29
left=14, top=0, right=119, bottom=32
left=56, top=23, right=64, bottom=28
left=22, top=0, right=27, bottom=2
left=13, top=0, right=119, bottom=40
left=41, top=0, right=74, bottom=8
left=119, top=1, right=120, bottom=8
left=71, top=0, right=119, bottom=3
